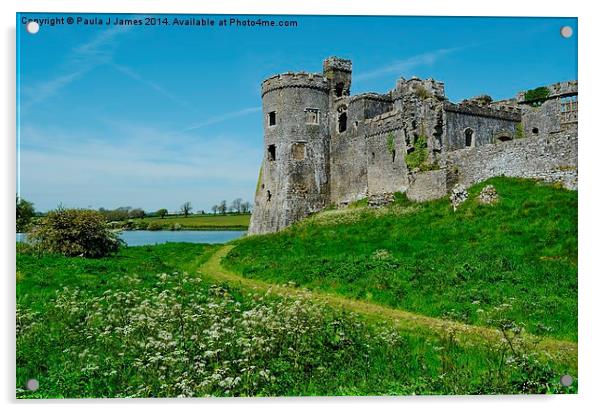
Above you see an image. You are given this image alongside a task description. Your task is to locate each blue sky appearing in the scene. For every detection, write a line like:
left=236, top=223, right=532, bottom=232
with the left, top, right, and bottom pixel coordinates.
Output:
left=16, top=14, right=577, bottom=213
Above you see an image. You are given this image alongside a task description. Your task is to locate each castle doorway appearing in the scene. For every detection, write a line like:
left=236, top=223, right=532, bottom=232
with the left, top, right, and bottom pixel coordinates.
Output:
left=464, top=128, right=474, bottom=147
left=338, top=112, right=347, bottom=133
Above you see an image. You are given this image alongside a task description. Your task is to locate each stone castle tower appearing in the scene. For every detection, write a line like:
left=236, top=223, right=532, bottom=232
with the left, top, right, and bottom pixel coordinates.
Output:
left=248, top=57, right=578, bottom=235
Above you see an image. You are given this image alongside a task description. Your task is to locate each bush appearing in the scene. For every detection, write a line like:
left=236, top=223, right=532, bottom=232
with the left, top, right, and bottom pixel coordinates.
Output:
left=147, top=221, right=163, bottom=231
left=27, top=208, right=122, bottom=258
left=135, top=220, right=149, bottom=230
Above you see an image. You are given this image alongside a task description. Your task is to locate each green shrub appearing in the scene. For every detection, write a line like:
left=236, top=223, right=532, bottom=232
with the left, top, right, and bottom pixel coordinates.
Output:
left=415, top=85, right=431, bottom=100
left=405, top=135, right=429, bottom=170
left=170, top=223, right=182, bottom=231
left=27, top=208, right=122, bottom=258
left=147, top=221, right=163, bottom=231
left=386, top=133, right=395, bottom=154
left=524, top=87, right=550, bottom=106
left=515, top=122, right=525, bottom=139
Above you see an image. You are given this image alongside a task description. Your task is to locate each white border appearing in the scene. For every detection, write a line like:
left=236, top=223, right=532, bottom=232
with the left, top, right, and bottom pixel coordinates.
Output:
left=3, top=1, right=601, bottom=412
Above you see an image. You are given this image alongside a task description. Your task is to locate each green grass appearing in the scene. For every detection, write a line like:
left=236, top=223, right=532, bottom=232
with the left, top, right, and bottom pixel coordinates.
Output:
left=224, top=177, right=578, bottom=342
left=17, top=243, right=575, bottom=397
left=16, top=242, right=217, bottom=312
left=133, top=213, right=250, bottom=230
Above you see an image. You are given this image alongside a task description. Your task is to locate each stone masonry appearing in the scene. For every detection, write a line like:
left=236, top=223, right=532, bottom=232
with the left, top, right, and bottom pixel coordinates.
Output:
left=248, top=57, right=578, bottom=234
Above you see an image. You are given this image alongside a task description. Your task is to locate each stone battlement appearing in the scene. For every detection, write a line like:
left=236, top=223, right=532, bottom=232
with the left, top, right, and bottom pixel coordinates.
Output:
left=394, top=77, right=446, bottom=100
left=323, top=56, right=352, bottom=73
left=364, top=109, right=404, bottom=136
left=349, top=92, right=393, bottom=104
left=443, top=101, right=522, bottom=121
left=261, top=72, right=329, bottom=97
left=516, top=80, right=578, bottom=103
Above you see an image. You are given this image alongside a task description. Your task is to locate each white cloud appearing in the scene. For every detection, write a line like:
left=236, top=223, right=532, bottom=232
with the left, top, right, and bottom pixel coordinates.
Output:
left=354, top=47, right=466, bottom=82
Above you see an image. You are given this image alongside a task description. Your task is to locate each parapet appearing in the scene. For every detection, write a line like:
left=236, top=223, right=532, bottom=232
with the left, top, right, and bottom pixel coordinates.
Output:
left=323, top=56, right=352, bottom=73
left=516, top=80, right=578, bottom=103
left=349, top=92, right=393, bottom=104
left=261, top=72, right=329, bottom=97
left=394, top=77, right=446, bottom=100
left=364, top=109, right=404, bottom=137
left=443, top=101, right=521, bottom=122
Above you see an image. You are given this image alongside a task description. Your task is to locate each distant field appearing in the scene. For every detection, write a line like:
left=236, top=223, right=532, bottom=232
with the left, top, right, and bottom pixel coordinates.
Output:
left=136, top=213, right=251, bottom=230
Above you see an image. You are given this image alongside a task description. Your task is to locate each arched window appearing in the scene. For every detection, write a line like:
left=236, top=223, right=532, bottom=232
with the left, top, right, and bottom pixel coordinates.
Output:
left=464, top=128, right=474, bottom=147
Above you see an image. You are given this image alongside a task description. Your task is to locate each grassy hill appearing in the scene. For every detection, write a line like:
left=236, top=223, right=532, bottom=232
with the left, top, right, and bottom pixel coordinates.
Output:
left=224, top=177, right=578, bottom=342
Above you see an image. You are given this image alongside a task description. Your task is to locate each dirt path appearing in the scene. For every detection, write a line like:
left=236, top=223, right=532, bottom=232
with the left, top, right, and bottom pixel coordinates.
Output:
left=198, top=244, right=577, bottom=370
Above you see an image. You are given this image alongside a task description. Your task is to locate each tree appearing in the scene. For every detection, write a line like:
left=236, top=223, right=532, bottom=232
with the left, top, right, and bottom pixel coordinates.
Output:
left=240, top=201, right=252, bottom=213
left=211, top=205, right=218, bottom=215
left=218, top=200, right=227, bottom=215
left=16, top=195, right=35, bottom=232
left=129, top=208, right=145, bottom=219
left=27, top=208, right=122, bottom=258
left=231, top=198, right=243, bottom=214
left=157, top=208, right=168, bottom=219
left=180, top=201, right=193, bottom=218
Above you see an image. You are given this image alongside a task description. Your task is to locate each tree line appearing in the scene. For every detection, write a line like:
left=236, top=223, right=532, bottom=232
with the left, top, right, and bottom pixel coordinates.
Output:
left=16, top=196, right=253, bottom=231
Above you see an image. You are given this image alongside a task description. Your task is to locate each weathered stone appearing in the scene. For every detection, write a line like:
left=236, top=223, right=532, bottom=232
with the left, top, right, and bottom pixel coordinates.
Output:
left=367, top=193, right=395, bottom=208
left=248, top=57, right=578, bottom=235
left=478, top=185, right=499, bottom=205
left=449, top=184, right=468, bottom=211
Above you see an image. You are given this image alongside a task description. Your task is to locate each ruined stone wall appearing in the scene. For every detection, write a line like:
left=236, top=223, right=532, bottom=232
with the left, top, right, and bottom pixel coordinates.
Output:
left=406, top=170, right=448, bottom=202
left=443, top=133, right=578, bottom=190
left=249, top=73, right=331, bottom=234
left=364, top=110, right=410, bottom=195
left=329, top=94, right=394, bottom=205
left=442, top=103, right=521, bottom=151
left=518, top=80, right=578, bottom=139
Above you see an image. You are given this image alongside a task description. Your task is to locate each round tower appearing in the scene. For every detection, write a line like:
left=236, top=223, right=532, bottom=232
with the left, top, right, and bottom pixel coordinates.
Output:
left=248, top=72, right=331, bottom=234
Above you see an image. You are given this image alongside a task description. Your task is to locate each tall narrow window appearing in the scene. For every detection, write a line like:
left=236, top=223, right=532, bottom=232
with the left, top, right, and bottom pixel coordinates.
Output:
left=338, top=112, right=347, bottom=133
left=464, top=128, right=474, bottom=147
left=268, top=111, right=276, bottom=126
left=335, top=82, right=344, bottom=97
left=305, top=108, right=319, bottom=125
left=267, top=144, right=276, bottom=161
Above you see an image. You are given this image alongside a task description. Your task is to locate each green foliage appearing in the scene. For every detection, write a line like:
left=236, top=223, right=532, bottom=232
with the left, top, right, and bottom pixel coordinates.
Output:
left=16, top=196, right=35, bottom=232
left=515, top=122, right=525, bottom=139
left=415, top=85, right=431, bottom=100
left=225, top=177, right=577, bottom=342
left=156, top=208, right=168, bottom=219
left=147, top=221, right=163, bottom=231
left=524, top=87, right=550, bottom=106
left=386, top=133, right=395, bottom=154
left=405, top=134, right=430, bottom=171
left=16, top=243, right=574, bottom=397
left=27, top=208, right=122, bottom=258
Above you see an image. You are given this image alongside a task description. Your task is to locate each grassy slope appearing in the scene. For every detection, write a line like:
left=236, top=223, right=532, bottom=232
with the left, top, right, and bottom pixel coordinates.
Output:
left=224, top=177, right=578, bottom=342
left=133, top=214, right=250, bottom=230
left=17, top=243, right=575, bottom=397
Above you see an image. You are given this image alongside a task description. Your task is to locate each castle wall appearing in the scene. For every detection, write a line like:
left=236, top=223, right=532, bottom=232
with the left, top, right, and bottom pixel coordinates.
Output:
left=444, top=132, right=578, bottom=190
left=442, top=103, right=521, bottom=150
left=518, top=81, right=578, bottom=139
left=364, top=110, right=410, bottom=195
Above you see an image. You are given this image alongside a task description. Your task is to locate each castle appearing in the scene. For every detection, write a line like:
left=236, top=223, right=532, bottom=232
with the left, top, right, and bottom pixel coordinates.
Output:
left=249, top=57, right=578, bottom=234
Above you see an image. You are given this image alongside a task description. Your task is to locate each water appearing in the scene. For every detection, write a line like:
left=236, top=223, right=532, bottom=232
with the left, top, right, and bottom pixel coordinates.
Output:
left=16, top=230, right=246, bottom=247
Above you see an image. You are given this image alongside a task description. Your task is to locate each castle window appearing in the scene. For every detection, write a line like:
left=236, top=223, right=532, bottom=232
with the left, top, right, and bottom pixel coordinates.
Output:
left=338, top=112, right=347, bottom=133
left=267, top=190, right=272, bottom=202
left=267, top=144, right=276, bottom=161
left=292, top=142, right=306, bottom=160
left=392, top=149, right=396, bottom=163
left=305, top=108, right=319, bottom=125
left=335, top=82, right=345, bottom=98
left=560, top=95, right=578, bottom=112
left=268, top=111, right=276, bottom=126
left=532, top=127, right=539, bottom=135
left=464, top=128, right=474, bottom=147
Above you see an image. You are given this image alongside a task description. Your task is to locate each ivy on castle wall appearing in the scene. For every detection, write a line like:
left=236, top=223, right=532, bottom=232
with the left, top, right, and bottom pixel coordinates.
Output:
left=386, top=133, right=395, bottom=154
